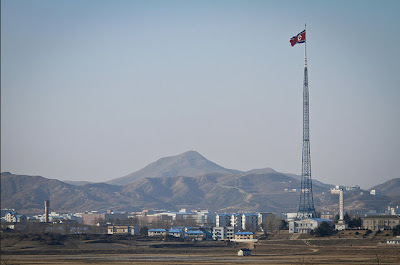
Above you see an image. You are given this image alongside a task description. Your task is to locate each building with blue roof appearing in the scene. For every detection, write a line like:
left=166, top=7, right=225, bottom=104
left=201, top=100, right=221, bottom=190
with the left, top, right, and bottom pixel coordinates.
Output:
left=185, top=230, right=206, bottom=241
left=148, top=228, right=168, bottom=237
left=5, top=211, right=27, bottom=223
left=233, top=231, right=256, bottom=241
left=168, top=228, right=184, bottom=238
left=216, top=214, right=232, bottom=227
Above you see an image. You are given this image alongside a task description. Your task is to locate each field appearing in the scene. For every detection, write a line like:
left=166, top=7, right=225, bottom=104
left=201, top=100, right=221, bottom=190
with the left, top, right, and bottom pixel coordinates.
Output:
left=1, top=231, right=400, bottom=264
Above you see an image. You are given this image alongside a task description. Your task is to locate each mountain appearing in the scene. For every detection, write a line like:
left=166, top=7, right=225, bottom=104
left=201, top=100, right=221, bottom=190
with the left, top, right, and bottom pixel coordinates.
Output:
left=2, top=171, right=397, bottom=215
left=371, top=178, right=400, bottom=203
left=107, top=150, right=242, bottom=185
left=0, top=172, right=126, bottom=214
left=1, top=171, right=321, bottom=214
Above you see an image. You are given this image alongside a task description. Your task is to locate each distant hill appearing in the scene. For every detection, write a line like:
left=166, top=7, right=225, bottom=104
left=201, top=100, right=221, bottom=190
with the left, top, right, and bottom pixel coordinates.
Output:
left=64, top=180, right=93, bottom=186
left=3, top=151, right=396, bottom=215
left=107, top=150, right=242, bottom=185
left=1, top=172, right=397, bottom=215
left=371, top=178, right=400, bottom=205
left=0, top=172, right=126, bottom=214
left=1, top=171, right=325, bottom=214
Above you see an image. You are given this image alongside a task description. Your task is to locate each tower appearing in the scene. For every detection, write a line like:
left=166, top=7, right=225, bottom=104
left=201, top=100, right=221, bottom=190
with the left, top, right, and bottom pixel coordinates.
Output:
left=335, top=189, right=348, bottom=230
left=297, top=26, right=316, bottom=219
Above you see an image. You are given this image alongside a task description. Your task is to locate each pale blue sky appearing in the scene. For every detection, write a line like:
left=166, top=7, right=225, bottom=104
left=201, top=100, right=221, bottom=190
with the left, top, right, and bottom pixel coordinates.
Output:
left=2, top=0, right=399, bottom=188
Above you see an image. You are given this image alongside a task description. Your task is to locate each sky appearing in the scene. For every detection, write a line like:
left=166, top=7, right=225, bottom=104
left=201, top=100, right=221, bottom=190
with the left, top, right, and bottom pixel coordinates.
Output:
left=1, top=0, right=399, bottom=189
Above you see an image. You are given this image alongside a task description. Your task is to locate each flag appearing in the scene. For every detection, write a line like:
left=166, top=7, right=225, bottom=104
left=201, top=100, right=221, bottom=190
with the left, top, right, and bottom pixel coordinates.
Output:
left=290, top=30, right=306, bottom=46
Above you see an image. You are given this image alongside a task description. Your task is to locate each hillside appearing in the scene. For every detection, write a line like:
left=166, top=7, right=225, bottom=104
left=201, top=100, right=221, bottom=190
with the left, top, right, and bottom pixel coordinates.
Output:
left=2, top=171, right=326, bottom=214
left=2, top=171, right=398, bottom=215
left=371, top=178, right=400, bottom=197
left=107, top=150, right=242, bottom=185
left=0, top=172, right=126, bottom=214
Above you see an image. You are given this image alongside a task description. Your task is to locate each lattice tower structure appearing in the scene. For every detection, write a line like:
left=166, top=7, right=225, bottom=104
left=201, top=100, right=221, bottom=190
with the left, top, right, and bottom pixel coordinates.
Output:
left=297, top=61, right=316, bottom=219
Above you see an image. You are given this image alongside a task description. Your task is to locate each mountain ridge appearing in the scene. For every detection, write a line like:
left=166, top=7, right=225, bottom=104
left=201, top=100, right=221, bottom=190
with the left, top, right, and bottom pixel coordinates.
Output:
left=3, top=171, right=398, bottom=216
left=106, top=150, right=242, bottom=185
left=2, top=151, right=398, bottom=215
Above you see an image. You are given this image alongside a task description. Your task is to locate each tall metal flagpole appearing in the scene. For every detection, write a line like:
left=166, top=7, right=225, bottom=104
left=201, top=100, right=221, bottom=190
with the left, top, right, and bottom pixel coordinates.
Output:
left=298, top=23, right=316, bottom=219
left=305, top=23, right=307, bottom=67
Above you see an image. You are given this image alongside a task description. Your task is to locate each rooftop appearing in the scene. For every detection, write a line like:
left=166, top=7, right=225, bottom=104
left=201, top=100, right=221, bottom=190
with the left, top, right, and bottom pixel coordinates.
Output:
left=186, top=230, right=204, bottom=234
left=148, top=229, right=168, bottom=232
left=235, top=232, right=254, bottom=235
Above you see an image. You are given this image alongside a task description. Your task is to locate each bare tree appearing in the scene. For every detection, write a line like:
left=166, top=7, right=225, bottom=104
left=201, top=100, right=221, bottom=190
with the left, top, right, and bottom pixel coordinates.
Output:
left=262, top=214, right=283, bottom=234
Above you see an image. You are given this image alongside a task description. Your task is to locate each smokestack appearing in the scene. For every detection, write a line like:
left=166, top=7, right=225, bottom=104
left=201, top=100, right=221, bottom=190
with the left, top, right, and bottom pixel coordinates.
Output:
left=44, top=200, right=50, bottom=223
left=339, top=189, right=344, bottom=221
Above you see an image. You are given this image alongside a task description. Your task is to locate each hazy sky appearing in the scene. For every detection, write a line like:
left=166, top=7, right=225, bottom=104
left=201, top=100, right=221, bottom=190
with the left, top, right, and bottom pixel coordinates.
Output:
left=2, top=0, right=399, bottom=189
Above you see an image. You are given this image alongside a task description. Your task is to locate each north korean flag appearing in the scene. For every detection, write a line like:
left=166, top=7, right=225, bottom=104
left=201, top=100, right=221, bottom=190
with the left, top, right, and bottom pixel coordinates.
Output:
left=290, top=30, right=306, bottom=46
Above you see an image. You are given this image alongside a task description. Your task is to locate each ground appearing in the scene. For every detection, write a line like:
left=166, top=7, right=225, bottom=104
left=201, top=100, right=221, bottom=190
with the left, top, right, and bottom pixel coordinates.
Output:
left=1, top=231, right=400, bottom=264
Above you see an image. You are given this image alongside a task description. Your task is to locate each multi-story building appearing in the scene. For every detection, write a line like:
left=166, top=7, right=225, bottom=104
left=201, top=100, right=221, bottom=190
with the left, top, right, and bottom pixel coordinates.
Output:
left=212, top=226, right=236, bottom=240
left=192, top=210, right=216, bottom=226
left=82, top=211, right=127, bottom=226
left=242, top=213, right=258, bottom=231
left=5, top=211, right=27, bottom=223
left=231, top=214, right=243, bottom=230
left=361, top=215, right=400, bottom=231
left=258, top=212, right=274, bottom=228
left=216, top=214, right=231, bottom=227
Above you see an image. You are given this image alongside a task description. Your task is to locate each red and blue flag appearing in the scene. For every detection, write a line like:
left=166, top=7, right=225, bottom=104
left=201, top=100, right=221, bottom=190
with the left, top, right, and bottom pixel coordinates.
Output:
left=290, top=30, right=306, bottom=46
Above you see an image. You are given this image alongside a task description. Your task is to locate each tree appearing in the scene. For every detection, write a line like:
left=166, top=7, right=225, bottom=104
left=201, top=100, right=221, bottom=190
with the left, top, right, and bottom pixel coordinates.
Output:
left=262, top=214, right=283, bottom=233
left=393, top=224, right=400, bottom=236
left=140, top=226, right=148, bottom=236
left=314, top=221, right=334, bottom=237
left=334, top=214, right=339, bottom=222
left=348, top=217, right=362, bottom=228
left=173, top=215, right=197, bottom=228
left=279, top=220, right=288, bottom=230
left=343, top=213, right=351, bottom=224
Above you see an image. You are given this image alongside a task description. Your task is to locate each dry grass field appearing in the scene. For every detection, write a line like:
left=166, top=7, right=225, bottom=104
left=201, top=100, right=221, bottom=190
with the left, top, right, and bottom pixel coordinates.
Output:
left=1, top=231, right=400, bottom=264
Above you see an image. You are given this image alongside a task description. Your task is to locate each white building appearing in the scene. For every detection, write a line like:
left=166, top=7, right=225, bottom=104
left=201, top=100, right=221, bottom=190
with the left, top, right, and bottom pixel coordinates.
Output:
left=387, top=236, right=400, bottom=245
left=238, top=248, right=251, bottom=256
left=192, top=210, right=215, bottom=226
left=231, top=214, right=243, bottom=230
left=330, top=185, right=344, bottom=194
left=289, top=218, right=332, bottom=234
left=5, top=212, right=27, bottom=223
left=370, top=189, right=381, bottom=196
left=212, top=226, right=235, bottom=240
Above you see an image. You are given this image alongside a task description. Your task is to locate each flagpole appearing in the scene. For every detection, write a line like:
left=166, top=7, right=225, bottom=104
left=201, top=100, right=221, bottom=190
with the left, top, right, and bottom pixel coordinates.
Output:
left=305, top=23, right=307, bottom=67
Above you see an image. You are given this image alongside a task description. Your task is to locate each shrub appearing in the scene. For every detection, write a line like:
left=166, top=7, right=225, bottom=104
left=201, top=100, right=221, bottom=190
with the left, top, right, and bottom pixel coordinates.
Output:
left=314, top=222, right=334, bottom=237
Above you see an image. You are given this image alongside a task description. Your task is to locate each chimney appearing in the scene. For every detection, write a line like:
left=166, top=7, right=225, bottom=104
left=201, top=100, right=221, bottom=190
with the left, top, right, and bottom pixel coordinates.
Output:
left=44, top=200, right=50, bottom=223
